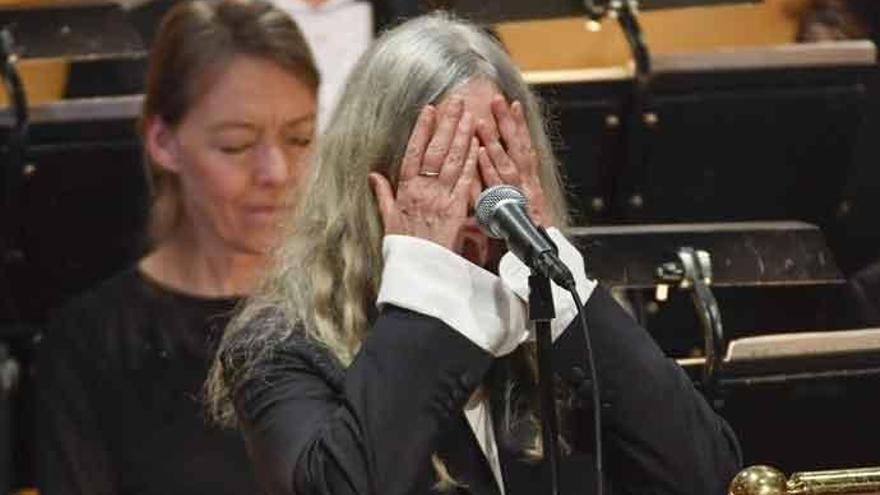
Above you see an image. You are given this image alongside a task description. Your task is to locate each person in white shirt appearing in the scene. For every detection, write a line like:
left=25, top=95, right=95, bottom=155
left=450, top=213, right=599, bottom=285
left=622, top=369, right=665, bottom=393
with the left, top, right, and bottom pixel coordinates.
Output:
left=272, top=0, right=373, bottom=128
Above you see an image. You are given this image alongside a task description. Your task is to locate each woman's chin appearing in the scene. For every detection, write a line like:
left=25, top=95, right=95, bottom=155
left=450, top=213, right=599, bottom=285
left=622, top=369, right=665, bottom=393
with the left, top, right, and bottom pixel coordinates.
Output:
left=455, top=226, right=507, bottom=271
left=460, top=236, right=489, bottom=267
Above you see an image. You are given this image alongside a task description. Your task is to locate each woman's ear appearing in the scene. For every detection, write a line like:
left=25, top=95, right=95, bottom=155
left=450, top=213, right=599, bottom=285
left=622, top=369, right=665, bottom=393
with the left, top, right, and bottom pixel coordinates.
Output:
left=144, top=115, right=181, bottom=174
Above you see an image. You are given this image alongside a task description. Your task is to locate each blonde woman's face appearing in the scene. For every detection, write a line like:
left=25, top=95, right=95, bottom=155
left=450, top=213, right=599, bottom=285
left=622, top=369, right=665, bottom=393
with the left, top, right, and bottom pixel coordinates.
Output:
left=163, top=56, right=317, bottom=255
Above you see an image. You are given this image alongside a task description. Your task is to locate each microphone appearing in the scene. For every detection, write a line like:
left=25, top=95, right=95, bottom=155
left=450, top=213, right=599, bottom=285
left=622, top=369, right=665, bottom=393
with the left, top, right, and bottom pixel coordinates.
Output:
left=475, top=185, right=576, bottom=291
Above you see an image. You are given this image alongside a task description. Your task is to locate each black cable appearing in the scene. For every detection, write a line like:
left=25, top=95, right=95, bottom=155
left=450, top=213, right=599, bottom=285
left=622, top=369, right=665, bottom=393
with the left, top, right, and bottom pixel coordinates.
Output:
left=570, top=287, right=604, bottom=495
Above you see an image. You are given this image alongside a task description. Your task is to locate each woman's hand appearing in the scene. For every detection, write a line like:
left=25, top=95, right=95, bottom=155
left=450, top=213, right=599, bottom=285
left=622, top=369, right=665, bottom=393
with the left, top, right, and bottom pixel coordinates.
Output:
left=369, top=98, right=479, bottom=251
left=476, top=96, right=550, bottom=227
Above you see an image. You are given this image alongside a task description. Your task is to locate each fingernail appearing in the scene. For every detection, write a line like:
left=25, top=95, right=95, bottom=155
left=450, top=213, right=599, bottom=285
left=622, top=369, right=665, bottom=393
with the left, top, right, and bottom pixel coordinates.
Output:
left=512, top=101, right=522, bottom=115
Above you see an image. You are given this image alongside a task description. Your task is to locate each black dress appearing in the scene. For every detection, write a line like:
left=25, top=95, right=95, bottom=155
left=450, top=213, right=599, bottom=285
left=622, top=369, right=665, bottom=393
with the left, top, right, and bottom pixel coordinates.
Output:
left=231, top=286, right=742, bottom=495
left=35, top=266, right=263, bottom=495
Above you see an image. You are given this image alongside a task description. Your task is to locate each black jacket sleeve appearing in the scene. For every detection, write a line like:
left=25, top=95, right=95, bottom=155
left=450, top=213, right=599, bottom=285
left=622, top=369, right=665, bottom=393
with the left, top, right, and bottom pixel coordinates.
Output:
left=552, top=285, right=742, bottom=495
left=235, top=287, right=741, bottom=495
left=233, top=306, right=494, bottom=495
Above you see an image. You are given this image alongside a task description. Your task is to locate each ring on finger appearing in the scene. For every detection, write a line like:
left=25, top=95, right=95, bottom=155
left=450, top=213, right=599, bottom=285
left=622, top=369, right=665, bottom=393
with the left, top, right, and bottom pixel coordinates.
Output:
left=419, top=170, right=440, bottom=177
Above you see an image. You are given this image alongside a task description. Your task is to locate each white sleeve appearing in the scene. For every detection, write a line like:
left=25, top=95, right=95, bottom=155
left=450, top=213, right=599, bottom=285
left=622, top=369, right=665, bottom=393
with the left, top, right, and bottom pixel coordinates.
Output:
left=497, top=227, right=597, bottom=342
left=376, top=235, right=528, bottom=357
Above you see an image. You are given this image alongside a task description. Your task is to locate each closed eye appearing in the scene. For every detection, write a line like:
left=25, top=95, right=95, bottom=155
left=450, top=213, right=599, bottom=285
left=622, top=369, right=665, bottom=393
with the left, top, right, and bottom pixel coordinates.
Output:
left=219, top=143, right=254, bottom=154
left=285, top=136, right=312, bottom=147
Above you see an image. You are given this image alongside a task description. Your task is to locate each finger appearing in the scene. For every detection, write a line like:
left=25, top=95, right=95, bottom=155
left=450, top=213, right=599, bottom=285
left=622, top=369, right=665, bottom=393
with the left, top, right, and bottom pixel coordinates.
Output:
left=510, top=101, right=538, bottom=172
left=438, top=112, right=475, bottom=188
left=452, top=137, right=479, bottom=200
left=477, top=147, right=503, bottom=187
left=512, top=100, right=529, bottom=134
left=485, top=138, right=520, bottom=185
left=368, top=173, right=398, bottom=229
left=400, top=106, right=436, bottom=181
left=476, top=118, right=519, bottom=184
left=475, top=117, right=499, bottom=144
left=422, top=97, right=464, bottom=175
left=468, top=167, right=482, bottom=211
left=491, top=95, right=519, bottom=154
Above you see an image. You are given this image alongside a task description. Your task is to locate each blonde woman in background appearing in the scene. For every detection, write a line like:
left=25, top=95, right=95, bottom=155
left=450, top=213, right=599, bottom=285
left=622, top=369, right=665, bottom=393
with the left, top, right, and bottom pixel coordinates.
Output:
left=36, top=1, right=318, bottom=493
left=208, top=13, right=742, bottom=495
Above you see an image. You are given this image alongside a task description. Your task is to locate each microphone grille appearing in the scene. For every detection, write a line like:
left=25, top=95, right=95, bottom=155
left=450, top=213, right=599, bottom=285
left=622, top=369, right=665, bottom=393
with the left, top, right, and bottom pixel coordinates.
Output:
left=475, top=185, right=527, bottom=238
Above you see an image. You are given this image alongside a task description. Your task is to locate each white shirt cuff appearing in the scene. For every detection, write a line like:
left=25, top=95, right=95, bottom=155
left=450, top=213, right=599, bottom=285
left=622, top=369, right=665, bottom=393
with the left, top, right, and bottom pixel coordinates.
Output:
left=497, top=227, right=597, bottom=342
left=376, top=235, right=528, bottom=356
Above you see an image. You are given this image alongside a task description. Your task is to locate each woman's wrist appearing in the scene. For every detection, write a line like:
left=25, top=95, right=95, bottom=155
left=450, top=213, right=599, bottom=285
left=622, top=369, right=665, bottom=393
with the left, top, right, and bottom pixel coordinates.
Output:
left=377, top=234, right=528, bottom=356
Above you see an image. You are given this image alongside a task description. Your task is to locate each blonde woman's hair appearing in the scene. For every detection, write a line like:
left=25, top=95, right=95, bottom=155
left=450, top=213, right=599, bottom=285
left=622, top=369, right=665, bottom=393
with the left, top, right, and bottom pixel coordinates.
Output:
left=207, top=10, right=572, bottom=482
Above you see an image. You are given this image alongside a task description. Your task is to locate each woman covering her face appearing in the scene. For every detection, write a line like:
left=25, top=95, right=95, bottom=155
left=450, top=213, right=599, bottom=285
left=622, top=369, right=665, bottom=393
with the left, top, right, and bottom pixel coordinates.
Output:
left=35, top=1, right=318, bottom=493
left=208, top=13, right=742, bottom=495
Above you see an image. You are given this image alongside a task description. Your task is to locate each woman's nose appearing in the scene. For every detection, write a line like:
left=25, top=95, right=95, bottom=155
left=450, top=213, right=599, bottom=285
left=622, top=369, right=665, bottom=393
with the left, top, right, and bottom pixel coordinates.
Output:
left=254, top=143, right=290, bottom=186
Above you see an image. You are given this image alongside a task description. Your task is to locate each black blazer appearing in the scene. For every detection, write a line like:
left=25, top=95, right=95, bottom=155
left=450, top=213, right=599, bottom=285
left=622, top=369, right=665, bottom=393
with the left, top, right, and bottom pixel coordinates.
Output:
left=233, top=286, right=741, bottom=495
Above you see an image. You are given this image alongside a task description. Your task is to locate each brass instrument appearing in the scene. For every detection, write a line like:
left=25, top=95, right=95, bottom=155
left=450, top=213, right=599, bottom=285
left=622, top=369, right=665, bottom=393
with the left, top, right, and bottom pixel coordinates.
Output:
left=729, top=465, right=880, bottom=495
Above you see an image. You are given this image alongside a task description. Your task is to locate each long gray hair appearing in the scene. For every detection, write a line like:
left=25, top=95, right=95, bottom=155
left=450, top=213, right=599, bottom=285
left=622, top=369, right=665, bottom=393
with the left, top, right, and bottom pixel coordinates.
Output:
left=207, top=12, right=570, bottom=467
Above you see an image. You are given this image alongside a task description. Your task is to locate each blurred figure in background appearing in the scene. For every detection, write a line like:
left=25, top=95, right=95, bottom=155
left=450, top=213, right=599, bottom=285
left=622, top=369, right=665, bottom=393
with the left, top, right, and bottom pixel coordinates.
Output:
left=35, top=1, right=318, bottom=493
left=798, top=1, right=880, bottom=327
left=798, top=0, right=880, bottom=46
left=273, top=0, right=373, bottom=127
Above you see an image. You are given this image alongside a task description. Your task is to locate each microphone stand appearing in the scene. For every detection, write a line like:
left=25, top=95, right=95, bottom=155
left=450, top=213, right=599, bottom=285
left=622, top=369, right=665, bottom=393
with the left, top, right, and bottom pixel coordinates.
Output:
left=530, top=273, right=561, bottom=495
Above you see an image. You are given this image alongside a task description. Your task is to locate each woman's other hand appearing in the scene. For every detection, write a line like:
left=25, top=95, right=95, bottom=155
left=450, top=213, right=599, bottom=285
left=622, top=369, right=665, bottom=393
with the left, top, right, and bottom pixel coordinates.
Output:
left=476, top=96, right=549, bottom=227
left=369, top=98, right=479, bottom=250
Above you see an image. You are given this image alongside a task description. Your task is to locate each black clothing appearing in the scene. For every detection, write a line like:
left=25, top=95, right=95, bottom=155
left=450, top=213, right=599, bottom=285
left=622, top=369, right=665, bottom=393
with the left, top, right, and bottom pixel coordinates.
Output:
left=851, top=259, right=880, bottom=325
left=371, top=0, right=421, bottom=31
left=232, top=286, right=742, bottom=495
left=35, top=267, right=262, bottom=495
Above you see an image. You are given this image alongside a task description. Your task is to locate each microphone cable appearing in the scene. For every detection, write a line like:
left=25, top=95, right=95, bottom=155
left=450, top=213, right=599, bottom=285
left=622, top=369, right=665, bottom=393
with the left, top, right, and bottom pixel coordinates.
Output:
left=569, top=286, right=604, bottom=495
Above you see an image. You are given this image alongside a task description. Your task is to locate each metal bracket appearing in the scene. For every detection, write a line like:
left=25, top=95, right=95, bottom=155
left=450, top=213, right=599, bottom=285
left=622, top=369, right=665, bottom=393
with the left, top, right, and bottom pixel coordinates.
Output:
left=582, top=0, right=653, bottom=218
left=582, top=0, right=650, bottom=74
left=657, top=247, right=725, bottom=392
